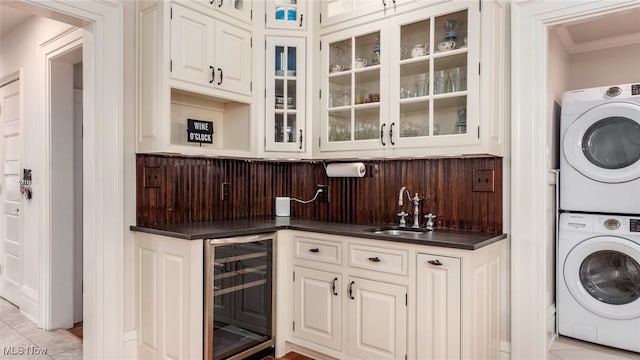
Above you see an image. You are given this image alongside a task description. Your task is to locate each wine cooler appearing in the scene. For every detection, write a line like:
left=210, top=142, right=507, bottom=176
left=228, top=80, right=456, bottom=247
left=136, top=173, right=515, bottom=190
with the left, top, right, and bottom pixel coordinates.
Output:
left=204, top=234, right=275, bottom=360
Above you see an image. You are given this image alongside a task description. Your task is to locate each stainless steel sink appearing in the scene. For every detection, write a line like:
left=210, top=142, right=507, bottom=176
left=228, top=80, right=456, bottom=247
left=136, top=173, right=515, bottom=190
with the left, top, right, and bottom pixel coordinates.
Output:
left=364, top=226, right=431, bottom=236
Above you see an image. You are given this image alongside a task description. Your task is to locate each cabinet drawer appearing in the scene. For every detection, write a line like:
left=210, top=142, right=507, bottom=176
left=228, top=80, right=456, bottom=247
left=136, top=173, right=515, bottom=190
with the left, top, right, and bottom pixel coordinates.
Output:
left=348, top=244, right=408, bottom=276
left=294, top=237, right=342, bottom=265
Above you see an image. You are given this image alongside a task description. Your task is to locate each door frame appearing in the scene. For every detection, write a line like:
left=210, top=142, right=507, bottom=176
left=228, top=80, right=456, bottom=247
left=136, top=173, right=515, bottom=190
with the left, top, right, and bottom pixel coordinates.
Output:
left=510, top=1, right=640, bottom=358
left=38, top=26, right=83, bottom=331
left=10, top=0, right=125, bottom=358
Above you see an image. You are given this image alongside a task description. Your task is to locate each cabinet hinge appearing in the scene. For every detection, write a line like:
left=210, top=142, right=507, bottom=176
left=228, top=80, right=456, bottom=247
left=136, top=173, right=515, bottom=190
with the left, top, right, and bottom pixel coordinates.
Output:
left=250, top=81, right=252, bottom=91
left=170, top=7, right=173, bottom=19
left=319, top=13, right=322, bottom=24
left=250, top=37, right=253, bottom=48
left=320, top=41, right=322, bottom=51
left=170, top=60, right=172, bottom=72
left=319, top=89, right=321, bottom=99
left=265, top=12, right=267, bottom=24
left=478, top=62, right=481, bottom=75
left=293, top=321, right=295, bottom=332
left=264, top=89, right=267, bottom=98
left=318, top=137, right=321, bottom=148
left=479, top=0, right=482, bottom=12
left=293, top=271, right=295, bottom=281
left=250, top=9, right=253, bottom=20
left=264, top=136, right=266, bottom=146
left=405, top=293, right=408, bottom=306
left=405, top=355, right=407, bottom=360
left=478, top=126, right=480, bottom=139
left=265, top=40, right=267, bottom=50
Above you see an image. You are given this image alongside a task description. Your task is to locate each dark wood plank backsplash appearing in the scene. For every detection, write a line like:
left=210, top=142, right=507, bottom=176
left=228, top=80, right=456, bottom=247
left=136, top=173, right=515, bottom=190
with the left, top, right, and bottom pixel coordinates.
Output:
left=137, top=155, right=503, bottom=233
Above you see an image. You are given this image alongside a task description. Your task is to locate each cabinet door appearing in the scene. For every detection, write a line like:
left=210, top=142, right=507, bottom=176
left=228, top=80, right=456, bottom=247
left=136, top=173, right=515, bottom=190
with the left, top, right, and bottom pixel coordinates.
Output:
left=416, top=253, right=461, bottom=360
left=294, top=267, right=342, bottom=351
left=320, top=0, right=383, bottom=27
left=389, top=4, right=480, bottom=150
left=213, top=21, right=252, bottom=96
left=347, top=277, right=407, bottom=360
left=320, top=23, right=388, bottom=152
left=191, top=0, right=253, bottom=24
left=266, top=0, right=307, bottom=30
left=170, top=4, right=216, bottom=87
left=266, top=37, right=306, bottom=152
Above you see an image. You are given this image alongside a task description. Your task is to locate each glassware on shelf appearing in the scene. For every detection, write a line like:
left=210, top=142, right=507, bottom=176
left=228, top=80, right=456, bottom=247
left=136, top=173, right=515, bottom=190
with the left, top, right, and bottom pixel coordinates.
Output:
left=434, top=69, right=448, bottom=94
left=449, top=66, right=466, bottom=92
left=415, top=73, right=428, bottom=97
left=456, top=107, right=467, bottom=134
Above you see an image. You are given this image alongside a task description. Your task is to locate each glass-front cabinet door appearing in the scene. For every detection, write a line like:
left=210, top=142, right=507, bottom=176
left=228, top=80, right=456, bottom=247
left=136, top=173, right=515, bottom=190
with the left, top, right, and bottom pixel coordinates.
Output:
left=266, top=37, right=306, bottom=152
left=321, top=23, right=387, bottom=151
left=389, top=5, right=479, bottom=149
left=266, top=0, right=307, bottom=30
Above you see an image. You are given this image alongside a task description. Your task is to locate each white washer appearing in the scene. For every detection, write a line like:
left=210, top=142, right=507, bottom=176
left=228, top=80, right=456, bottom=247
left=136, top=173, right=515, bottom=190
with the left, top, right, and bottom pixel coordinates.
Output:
left=560, top=83, right=640, bottom=214
left=558, top=212, right=640, bottom=352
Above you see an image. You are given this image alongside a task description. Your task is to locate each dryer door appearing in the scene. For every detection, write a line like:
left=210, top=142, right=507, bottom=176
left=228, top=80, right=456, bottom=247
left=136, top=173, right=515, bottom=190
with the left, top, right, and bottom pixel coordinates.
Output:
left=564, top=235, right=640, bottom=320
left=563, top=102, right=640, bottom=183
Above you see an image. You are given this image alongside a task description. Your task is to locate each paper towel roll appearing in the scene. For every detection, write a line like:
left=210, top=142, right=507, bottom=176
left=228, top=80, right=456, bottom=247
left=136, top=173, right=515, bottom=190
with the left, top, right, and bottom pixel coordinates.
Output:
left=326, top=163, right=366, bottom=177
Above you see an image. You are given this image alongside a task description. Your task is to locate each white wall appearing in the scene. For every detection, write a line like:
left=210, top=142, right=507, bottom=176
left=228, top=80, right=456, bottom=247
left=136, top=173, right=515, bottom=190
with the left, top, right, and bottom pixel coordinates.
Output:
left=569, top=43, right=640, bottom=90
left=0, top=15, right=74, bottom=321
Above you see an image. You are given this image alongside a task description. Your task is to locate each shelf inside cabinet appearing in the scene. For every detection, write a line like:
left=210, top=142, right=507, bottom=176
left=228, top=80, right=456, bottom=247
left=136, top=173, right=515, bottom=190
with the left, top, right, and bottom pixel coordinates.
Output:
left=433, top=95, right=467, bottom=136
left=170, top=88, right=250, bottom=151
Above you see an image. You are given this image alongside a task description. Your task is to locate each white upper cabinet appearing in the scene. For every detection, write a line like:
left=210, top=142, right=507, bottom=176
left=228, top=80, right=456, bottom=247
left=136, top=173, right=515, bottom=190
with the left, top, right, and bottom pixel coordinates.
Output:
left=320, top=22, right=388, bottom=152
left=136, top=1, right=255, bottom=157
left=170, top=3, right=252, bottom=97
left=265, top=37, right=307, bottom=152
left=266, top=0, right=307, bottom=30
left=189, top=0, right=253, bottom=24
left=317, top=1, right=505, bottom=158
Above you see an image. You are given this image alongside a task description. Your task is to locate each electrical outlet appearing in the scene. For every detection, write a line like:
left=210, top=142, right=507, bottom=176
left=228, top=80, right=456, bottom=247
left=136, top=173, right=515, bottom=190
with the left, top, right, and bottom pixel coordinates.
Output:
left=472, top=169, right=495, bottom=192
left=222, top=183, right=230, bottom=201
left=316, top=184, right=328, bottom=202
left=143, top=167, right=162, bottom=188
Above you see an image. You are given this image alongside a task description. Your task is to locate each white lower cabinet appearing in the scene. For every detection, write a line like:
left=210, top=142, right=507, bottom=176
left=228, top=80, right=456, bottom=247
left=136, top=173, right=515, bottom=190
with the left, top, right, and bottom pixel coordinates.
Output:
left=135, top=232, right=203, bottom=360
left=282, top=231, right=505, bottom=360
left=347, top=277, right=407, bottom=360
left=293, top=267, right=342, bottom=351
left=416, top=253, right=461, bottom=360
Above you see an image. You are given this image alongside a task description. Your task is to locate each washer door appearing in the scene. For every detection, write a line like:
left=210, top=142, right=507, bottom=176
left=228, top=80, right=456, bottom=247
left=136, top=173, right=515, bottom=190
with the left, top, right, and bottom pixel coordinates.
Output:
left=564, top=236, right=640, bottom=319
left=563, top=102, right=640, bottom=183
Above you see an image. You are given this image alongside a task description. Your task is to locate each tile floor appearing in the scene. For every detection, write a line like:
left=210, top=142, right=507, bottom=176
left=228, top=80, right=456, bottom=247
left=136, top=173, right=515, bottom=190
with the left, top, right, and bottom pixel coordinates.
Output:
left=549, top=336, right=640, bottom=360
left=0, top=297, right=81, bottom=360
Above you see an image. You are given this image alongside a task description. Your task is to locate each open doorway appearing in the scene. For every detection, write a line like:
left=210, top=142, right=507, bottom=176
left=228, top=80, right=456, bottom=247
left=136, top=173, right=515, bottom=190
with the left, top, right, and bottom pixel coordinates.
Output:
left=49, top=44, right=84, bottom=336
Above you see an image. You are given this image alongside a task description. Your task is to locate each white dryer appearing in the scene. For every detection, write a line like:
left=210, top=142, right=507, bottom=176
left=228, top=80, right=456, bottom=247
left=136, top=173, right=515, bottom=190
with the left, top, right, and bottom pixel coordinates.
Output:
left=560, top=83, right=640, bottom=214
left=558, top=212, right=640, bottom=352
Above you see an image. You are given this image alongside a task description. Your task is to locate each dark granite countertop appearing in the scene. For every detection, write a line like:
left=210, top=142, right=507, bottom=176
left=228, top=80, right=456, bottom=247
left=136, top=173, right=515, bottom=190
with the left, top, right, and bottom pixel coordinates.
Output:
left=130, top=218, right=506, bottom=250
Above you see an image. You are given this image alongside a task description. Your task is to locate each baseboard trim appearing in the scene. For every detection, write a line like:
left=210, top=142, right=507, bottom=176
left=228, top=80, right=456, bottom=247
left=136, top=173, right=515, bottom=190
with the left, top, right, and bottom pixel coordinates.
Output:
left=500, top=340, right=511, bottom=360
left=123, top=330, right=137, bottom=360
left=19, top=285, right=38, bottom=323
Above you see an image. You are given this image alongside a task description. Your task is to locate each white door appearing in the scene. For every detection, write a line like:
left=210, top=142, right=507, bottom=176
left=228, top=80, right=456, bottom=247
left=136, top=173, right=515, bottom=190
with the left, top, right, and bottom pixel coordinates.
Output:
left=347, top=277, right=406, bottom=360
left=293, top=266, right=342, bottom=351
left=0, top=79, right=22, bottom=306
left=213, top=21, right=252, bottom=96
left=417, top=253, right=461, bottom=360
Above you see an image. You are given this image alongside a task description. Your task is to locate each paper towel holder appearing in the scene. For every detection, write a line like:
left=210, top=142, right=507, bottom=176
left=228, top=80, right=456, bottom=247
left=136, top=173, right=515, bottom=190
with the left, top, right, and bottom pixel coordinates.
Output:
left=325, top=162, right=367, bottom=178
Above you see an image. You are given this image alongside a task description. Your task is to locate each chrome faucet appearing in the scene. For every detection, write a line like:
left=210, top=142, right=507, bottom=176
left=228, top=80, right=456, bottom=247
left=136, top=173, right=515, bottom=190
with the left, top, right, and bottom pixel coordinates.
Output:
left=397, top=187, right=421, bottom=228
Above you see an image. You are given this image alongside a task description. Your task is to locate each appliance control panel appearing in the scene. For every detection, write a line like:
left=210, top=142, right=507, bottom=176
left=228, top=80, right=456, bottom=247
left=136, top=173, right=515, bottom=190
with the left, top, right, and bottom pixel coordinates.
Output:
left=631, top=219, right=640, bottom=232
left=632, top=84, right=640, bottom=96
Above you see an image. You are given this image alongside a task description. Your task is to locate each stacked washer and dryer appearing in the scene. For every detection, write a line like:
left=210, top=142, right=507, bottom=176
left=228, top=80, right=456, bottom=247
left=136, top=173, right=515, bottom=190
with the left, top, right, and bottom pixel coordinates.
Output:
left=558, top=83, right=640, bottom=352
